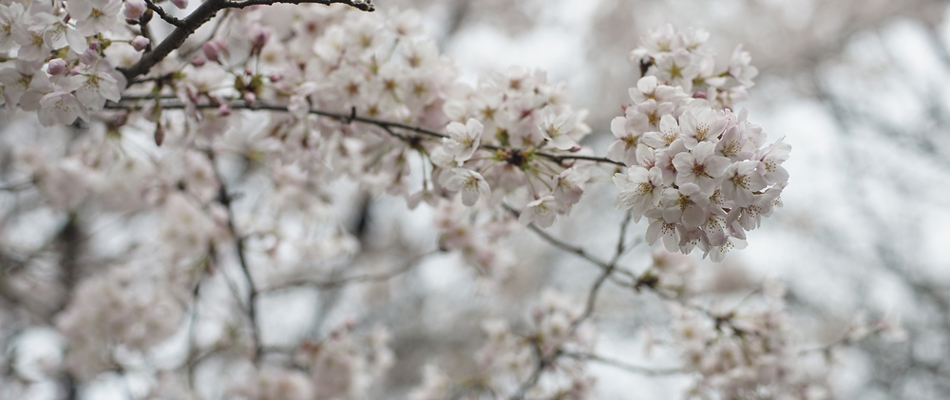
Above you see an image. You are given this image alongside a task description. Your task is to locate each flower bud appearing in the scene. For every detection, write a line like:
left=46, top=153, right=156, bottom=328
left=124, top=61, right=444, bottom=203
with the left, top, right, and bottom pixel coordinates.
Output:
left=123, top=0, right=146, bottom=19
left=243, top=92, right=256, bottom=104
left=191, top=56, right=206, bottom=66
left=218, top=103, right=231, bottom=116
left=154, top=123, right=165, bottom=146
left=47, top=59, right=67, bottom=75
left=201, top=42, right=219, bottom=62
left=251, top=28, right=270, bottom=52
left=79, top=48, right=98, bottom=65
left=269, top=73, right=281, bottom=82
left=131, top=36, right=150, bottom=51
left=170, top=0, right=187, bottom=9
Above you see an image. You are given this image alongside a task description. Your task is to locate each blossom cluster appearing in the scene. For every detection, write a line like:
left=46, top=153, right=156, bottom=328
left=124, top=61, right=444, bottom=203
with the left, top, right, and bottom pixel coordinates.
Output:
left=611, top=26, right=789, bottom=261
left=434, top=200, right=516, bottom=277
left=209, top=6, right=459, bottom=199
left=432, top=67, right=593, bottom=228
left=0, top=0, right=137, bottom=125
left=227, top=323, right=394, bottom=400
left=56, top=263, right=194, bottom=381
left=407, top=291, right=598, bottom=400
left=669, top=281, right=833, bottom=399
left=465, top=289, right=596, bottom=399
left=301, top=323, right=394, bottom=399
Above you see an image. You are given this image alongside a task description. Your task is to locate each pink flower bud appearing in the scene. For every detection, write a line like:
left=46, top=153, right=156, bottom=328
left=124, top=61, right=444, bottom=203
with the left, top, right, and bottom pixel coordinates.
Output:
left=269, top=73, right=281, bottom=82
left=201, top=42, right=219, bottom=62
left=131, top=36, right=150, bottom=51
left=251, top=28, right=270, bottom=50
left=218, top=103, right=231, bottom=116
left=244, top=66, right=253, bottom=76
left=79, top=49, right=98, bottom=65
left=191, top=56, right=206, bottom=66
left=154, top=123, right=165, bottom=146
left=47, top=59, right=67, bottom=75
left=213, top=39, right=228, bottom=52
left=88, top=40, right=100, bottom=51
left=243, top=92, right=256, bottom=104
left=170, top=0, right=187, bottom=9
left=123, top=0, right=146, bottom=19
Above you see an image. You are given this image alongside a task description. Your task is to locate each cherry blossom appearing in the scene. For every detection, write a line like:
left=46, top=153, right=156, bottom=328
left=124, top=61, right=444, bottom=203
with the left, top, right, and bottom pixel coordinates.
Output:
left=520, top=195, right=559, bottom=228
left=610, top=25, right=790, bottom=260
left=441, top=168, right=491, bottom=206
left=443, top=118, right=484, bottom=164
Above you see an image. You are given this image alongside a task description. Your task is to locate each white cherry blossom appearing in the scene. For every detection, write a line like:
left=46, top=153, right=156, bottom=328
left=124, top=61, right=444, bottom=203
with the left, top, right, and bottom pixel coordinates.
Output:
left=441, top=168, right=490, bottom=206
left=613, top=166, right=663, bottom=222
left=538, top=107, right=578, bottom=150
left=721, top=160, right=767, bottom=206
left=520, top=195, right=558, bottom=228
left=672, top=141, right=731, bottom=194
left=443, top=118, right=483, bottom=164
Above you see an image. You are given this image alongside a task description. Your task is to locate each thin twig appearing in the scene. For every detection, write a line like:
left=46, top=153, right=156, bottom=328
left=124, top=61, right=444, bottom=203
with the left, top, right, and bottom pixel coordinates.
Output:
left=105, top=99, right=625, bottom=167
left=609, top=209, right=634, bottom=266
left=143, top=0, right=185, bottom=27
left=185, top=277, right=203, bottom=390
left=510, top=340, right=548, bottom=400
left=498, top=203, right=635, bottom=281
left=0, top=180, right=34, bottom=192
left=258, top=250, right=435, bottom=293
left=570, top=265, right=612, bottom=333
left=207, top=150, right=263, bottom=363
left=559, top=351, right=684, bottom=376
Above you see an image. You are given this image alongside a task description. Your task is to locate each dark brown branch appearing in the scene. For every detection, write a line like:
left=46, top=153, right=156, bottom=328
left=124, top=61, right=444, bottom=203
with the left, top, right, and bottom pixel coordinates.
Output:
left=104, top=99, right=624, bottom=167
left=143, top=0, right=185, bottom=27
left=610, top=209, right=635, bottom=266
left=258, top=250, right=434, bottom=293
left=118, top=0, right=373, bottom=82
left=229, top=0, right=372, bottom=8
left=510, top=339, right=548, bottom=400
left=498, top=203, right=635, bottom=281
left=207, top=150, right=263, bottom=363
left=569, top=265, right=612, bottom=333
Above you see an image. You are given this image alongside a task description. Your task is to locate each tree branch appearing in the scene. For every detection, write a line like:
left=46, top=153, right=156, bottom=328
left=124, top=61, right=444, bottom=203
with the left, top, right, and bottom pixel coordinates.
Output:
left=143, top=0, right=185, bottom=27
left=118, top=0, right=373, bottom=82
left=207, top=150, right=263, bottom=363
left=105, top=99, right=625, bottom=167
left=258, top=250, right=434, bottom=293
left=0, top=180, right=34, bottom=192
left=559, top=351, right=683, bottom=376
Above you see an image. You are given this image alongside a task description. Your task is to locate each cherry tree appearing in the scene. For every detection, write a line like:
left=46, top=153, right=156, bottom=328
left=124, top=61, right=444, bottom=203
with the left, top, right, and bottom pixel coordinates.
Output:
left=0, top=0, right=908, bottom=399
